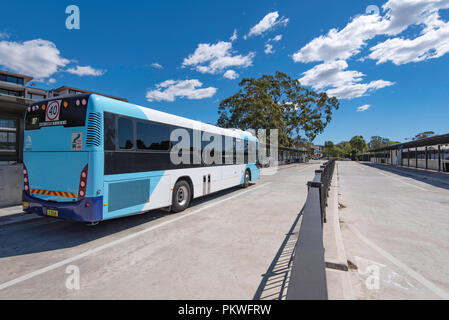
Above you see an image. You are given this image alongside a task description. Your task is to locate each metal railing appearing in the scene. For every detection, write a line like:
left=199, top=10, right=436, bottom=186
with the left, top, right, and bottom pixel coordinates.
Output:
left=286, top=159, right=336, bottom=300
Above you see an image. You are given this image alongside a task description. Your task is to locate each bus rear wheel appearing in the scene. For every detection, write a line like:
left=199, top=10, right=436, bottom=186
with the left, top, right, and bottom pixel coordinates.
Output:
left=171, top=180, right=191, bottom=213
left=242, top=169, right=250, bottom=188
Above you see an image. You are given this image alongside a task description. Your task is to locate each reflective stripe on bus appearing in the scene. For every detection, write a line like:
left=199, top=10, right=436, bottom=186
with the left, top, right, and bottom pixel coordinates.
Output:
left=30, top=189, right=77, bottom=198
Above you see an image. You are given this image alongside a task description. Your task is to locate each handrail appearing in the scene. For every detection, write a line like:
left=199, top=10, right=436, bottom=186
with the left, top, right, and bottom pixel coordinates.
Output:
left=286, top=159, right=336, bottom=300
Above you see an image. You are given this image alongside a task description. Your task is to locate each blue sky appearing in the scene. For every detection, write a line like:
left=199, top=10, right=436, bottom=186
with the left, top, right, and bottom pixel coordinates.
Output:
left=1, top=0, right=448, bottom=145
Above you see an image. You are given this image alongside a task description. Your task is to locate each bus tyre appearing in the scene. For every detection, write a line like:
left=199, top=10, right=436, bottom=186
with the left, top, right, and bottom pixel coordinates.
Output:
left=172, top=180, right=191, bottom=213
left=242, top=169, right=250, bottom=188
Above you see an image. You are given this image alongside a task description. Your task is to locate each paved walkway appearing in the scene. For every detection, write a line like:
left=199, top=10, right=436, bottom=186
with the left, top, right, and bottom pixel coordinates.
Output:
left=0, top=163, right=319, bottom=299
left=337, top=161, right=449, bottom=300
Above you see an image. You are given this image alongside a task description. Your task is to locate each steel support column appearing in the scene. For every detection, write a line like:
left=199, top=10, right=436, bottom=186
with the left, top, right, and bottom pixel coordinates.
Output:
left=408, top=148, right=410, bottom=167
left=416, top=147, right=418, bottom=168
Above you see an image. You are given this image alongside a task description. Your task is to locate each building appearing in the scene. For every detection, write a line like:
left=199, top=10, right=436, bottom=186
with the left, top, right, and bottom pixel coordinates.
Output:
left=49, top=86, right=127, bottom=102
left=310, top=145, right=324, bottom=159
left=368, top=133, right=449, bottom=173
left=0, top=69, right=126, bottom=206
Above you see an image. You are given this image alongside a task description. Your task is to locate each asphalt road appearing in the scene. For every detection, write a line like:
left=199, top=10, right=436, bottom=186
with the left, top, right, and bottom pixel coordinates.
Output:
left=337, top=161, right=449, bottom=300
left=0, top=163, right=320, bottom=299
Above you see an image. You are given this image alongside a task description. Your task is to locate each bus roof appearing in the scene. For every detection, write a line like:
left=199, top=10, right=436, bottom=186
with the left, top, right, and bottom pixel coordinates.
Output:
left=91, top=94, right=258, bottom=141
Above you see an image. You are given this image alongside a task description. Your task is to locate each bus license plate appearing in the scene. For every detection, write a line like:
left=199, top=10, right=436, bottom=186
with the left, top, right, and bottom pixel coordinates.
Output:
left=46, top=209, right=58, bottom=217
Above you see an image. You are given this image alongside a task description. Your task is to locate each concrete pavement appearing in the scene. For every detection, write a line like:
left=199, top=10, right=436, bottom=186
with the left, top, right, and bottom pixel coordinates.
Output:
left=0, top=205, right=42, bottom=226
left=337, top=161, right=449, bottom=300
left=0, top=163, right=321, bottom=299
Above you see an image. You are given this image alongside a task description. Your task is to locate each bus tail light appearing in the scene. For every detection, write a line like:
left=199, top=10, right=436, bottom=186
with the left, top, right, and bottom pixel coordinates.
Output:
left=78, top=165, right=88, bottom=200
left=23, top=164, right=30, bottom=194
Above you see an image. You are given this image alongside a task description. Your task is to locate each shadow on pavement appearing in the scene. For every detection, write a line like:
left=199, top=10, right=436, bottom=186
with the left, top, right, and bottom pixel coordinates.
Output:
left=362, top=162, right=449, bottom=191
left=0, top=185, right=247, bottom=259
left=252, top=207, right=303, bottom=300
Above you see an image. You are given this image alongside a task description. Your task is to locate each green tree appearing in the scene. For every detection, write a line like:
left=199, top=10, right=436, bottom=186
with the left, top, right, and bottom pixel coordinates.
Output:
left=323, top=140, right=350, bottom=158
left=414, top=131, right=435, bottom=140
left=324, top=141, right=337, bottom=158
left=349, top=135, right=367, bottom=154
left=217, top=71, right=340, bottom=147
left=337, top=141, right=352, bottom=156
left=368, top=136, right=390, bottom=150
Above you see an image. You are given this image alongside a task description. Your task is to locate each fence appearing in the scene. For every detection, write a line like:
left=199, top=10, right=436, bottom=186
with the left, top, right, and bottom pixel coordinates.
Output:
left=286, top=159, right=336, bottom=300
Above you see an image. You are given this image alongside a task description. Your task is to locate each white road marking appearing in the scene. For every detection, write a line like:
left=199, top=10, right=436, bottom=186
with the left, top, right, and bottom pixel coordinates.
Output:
left=0, top=182, right=272, bottom=291
left=348, top=225, right=449, bottom=300
left=376, top=171, right=428, bottom=191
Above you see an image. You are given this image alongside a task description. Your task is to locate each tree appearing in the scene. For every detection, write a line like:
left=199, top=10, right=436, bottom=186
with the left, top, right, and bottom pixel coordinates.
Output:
left=323, top=140, right=350, bottom=158
left=368, top=136, right=391, bottom=150
left=349, top=136, right=367, bottom=154
left=337, top=141, right=352, bottom=156
left=217, top=71, right=340, bottom=147
left=414, top=131, right=435, bottom=140
left=293, top=136, right=309, bottom=148
left=324, top=141, right=336, bottom=158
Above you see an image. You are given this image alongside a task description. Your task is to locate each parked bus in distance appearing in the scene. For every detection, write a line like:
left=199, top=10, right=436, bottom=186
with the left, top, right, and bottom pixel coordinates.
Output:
left=22, top=94, right=260, bottom=224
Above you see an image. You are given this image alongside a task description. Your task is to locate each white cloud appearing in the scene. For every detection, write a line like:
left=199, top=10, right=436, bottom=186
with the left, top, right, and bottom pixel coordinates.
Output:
left=271, top=34, right=282, bottom=42
left=0, top=32, right=9, bottom=39
left=264, top=43, right=274, bottom=54
left=293, top=0, right=449, bottom=64
left=223, top=70, right=239, bottom=79
left=357, top=104, right=371, bottom=112
left=0, top=38, right=107, bottom=80
left=300, top=61, right=364, bottom=90
left=66, top=65, right=105, bottom=76
left=0, top=39, right=69, bottom=80
left=382, top=0, right=449, bottom=35
left=292, top=0, right=449, bottom=101
left=182, top=41, right=255, bottom=74
left=146, top=79, right=217, bottom=102
left=299, top=60, right=395, bottom=99
left=292, top=13, right=389, bottom=63
left=327, top=80, right=394, bottom=99
left=230, top=29, right=238, bottom=42
left=48, top=78, right=57, bottom=84
left=264, top=34, right=282, bottom=55
left=247, top=11, right=289, bottom=38
left=151, top=62, right=163, bottom=69
left=369, top=18, right=449, bottom=65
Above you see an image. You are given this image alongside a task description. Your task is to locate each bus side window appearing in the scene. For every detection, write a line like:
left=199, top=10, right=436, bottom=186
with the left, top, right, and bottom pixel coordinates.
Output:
left=221, top=136, right=234, bottom=165
left=136, top=122, right=170, bottom=151
left=104, top=112, right=116, bottom=151
left=117, top=117, right=134, bottom=150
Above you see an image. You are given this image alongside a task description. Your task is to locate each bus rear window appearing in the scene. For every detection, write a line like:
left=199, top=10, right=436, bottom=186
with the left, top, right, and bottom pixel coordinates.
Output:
left=25, top=96, right=89, bottom=130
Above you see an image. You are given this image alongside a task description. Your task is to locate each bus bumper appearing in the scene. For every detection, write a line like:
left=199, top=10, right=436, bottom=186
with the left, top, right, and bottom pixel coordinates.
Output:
left=22, top=191, right=103, bottom=223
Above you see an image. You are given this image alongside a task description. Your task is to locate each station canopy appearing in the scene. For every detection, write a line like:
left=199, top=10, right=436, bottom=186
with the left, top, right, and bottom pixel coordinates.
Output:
left=369, top=133, right=449, bottom=153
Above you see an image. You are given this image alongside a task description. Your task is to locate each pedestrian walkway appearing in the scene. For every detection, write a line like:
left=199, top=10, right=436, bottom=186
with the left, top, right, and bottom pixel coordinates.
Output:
left=338, top=161, right=449, bottom=299
left=362, top=162, right=449, bottom=189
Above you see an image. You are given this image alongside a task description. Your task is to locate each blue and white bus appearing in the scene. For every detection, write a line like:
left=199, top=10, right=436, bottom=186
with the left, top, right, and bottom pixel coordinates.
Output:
left=22, top=94, right=260, bottom=223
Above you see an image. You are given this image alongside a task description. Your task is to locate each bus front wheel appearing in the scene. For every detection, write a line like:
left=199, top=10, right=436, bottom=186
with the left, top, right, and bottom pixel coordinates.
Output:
left=172, top=180, right=191, bottom=213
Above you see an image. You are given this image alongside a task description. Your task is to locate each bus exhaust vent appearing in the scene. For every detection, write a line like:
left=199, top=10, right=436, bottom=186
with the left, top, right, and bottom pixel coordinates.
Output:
left=86, top=112, right=102, bottom=147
